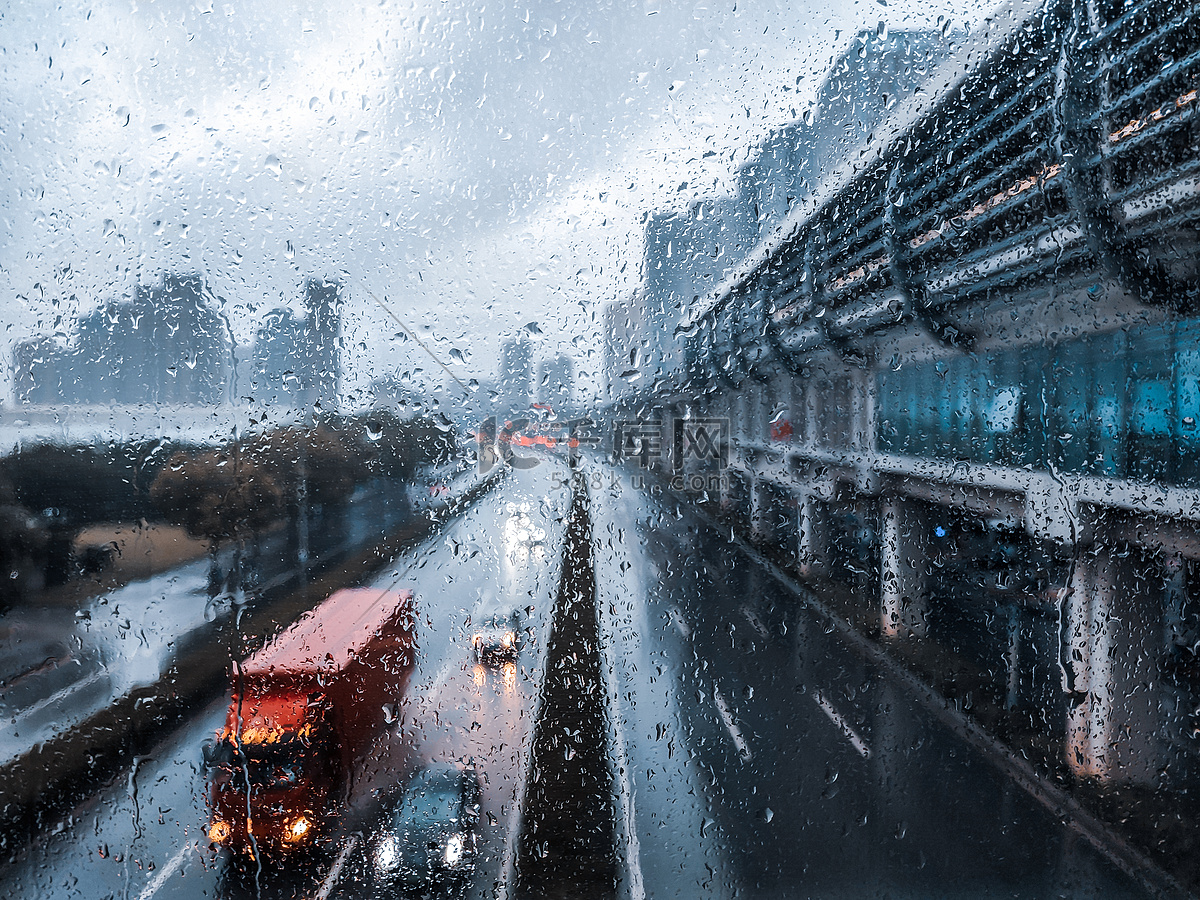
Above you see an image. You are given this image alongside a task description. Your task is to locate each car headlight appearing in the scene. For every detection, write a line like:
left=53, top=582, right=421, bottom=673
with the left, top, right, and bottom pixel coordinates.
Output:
left=444, top=832, right=466, bottom=866
left=501, top=631, right=516, bottom=649
left=208, top=819, right=231, bottom=844
left=375, top=834, right=402, bottom=872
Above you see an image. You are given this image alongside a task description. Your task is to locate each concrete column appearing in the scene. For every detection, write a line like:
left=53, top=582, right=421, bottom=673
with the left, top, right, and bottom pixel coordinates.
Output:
left=803, top=379, right=820, bottom=450
left=1063, top=548, right=1163, bottom=784
left=749, top=385, right=767, bottom=443
left=749, top=478, right=771, bottom=543
left=797, top=494, right=830, bottom=577
left=880, top=495, right=930, bottom=639
left=848, top=366, right=875, bottom=452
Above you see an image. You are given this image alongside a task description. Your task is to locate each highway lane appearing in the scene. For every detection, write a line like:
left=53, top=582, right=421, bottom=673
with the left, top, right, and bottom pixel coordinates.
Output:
left=4, top=456, right=1160, bottom=900
left=0, top=463, right=570, bottom=900
left=587, top=463, right=1156, bottom=900
left=587, top=465, right=733, bottom=900
left=330, top=461, right=570, bottom=900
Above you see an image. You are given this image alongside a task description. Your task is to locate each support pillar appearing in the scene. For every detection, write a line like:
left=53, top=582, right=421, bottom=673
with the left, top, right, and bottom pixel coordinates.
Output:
left=880, top=495, right=930, bottom=639
left=749, top=478, right=771, bottom=543
left=803, top=379, right=820, bottom=450
left=1063, top=548, right=1163, bottom=784
left=797, top=494, right=830, bottom=578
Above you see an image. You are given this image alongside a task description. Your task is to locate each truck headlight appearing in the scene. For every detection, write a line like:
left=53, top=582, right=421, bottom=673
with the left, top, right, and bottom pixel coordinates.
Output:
left=283, top=816, right=312, bottom=844
left=375, top=834, right=401, bottom=872
left=208, top=819, right=231, bottom=844
left=444, top=832, right=466, bottom=866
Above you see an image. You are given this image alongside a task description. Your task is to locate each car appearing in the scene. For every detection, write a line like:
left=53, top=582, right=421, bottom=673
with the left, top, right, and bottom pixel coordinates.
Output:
left=471, top=610, right=522, bottom=664
left=368, top=764, right=482, bottom=895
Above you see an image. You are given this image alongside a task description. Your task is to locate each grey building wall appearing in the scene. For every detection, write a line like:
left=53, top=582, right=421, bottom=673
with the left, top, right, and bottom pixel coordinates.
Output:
left=536, top=355, right=574, bottom=411
left=737, top=29, right=955, bottom=242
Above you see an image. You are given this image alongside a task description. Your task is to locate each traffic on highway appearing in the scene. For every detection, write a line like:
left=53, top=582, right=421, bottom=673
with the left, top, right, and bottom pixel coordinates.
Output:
left=0, top=458, right=1161, bottom=899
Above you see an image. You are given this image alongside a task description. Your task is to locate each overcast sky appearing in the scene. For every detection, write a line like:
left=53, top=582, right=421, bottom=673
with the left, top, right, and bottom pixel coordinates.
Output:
left=0, top=0, right=993, bottom=410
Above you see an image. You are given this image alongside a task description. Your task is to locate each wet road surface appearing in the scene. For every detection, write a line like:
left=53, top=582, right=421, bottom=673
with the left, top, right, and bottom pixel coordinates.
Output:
left=0, top=458, right=1166, bottom=899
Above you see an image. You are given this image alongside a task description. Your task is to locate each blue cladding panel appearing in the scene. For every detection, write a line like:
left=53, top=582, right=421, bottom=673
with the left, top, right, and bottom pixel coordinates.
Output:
left=876, top=318, right=1200, bottom=488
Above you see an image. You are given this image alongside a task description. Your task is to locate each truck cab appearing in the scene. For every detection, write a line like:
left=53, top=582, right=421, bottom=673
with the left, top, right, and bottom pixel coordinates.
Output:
left=206, top=692, right=340, bottom=855
left=205, top=588, right=415, bottom=860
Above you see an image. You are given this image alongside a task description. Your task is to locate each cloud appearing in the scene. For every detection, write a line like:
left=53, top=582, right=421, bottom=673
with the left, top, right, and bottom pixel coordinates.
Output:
left=0, top=0, right=991, bottom=404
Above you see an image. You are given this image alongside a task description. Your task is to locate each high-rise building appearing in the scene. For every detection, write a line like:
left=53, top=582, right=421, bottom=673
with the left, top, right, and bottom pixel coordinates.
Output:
left=603, top=297, right=640, bottom=401
left=305, top=277, right=342, bottom=409
left=536, top=355, right=574, bottom=412
left=628, top=197, right=756, bottom=391
left=498, top=337, right=533, bottom=413
left=14, top=274, right=234, bottom=406
left=249, top=278, right=344, bottom=410
left=251, top=308, right=310, bottom=406
left=12, top=273, right=342, bottom=410
left=12, top=337, right=67, bottom=405
left=737, top=29, right=956, bottom=242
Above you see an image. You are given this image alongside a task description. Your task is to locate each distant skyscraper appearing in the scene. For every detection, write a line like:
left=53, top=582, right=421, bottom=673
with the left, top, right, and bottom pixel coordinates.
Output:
left=12, top=337, right=66, bottom=405
left=536, top=355, right=573, bottom=411
left=305, top=277, right=342, bottom=409
left=628, top=197, right=755, bottom=390
left=603, top=299, right=639, bottom=401
left=499, top=337, right=533, bottom=413
left=737, top=28, right=955, bottom=242
left=14, top=273, right=233, bottom=406
left=250, top=278, right=344, bottom=410
left=252, top=308, right=310, bottom=406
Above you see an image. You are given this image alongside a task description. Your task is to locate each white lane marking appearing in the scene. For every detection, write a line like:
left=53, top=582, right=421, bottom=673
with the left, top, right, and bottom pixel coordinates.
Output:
left=135, top=844, right=189, bottom=900
left=668, top=606, right=691, bottom=639
left=711, top=687, right=752, bottom=762
left=312, top=833, right=360, bottom=900
left=740, top=605, right=769, bottom=639
left=596, top=571, right=646, bottom=900
left=423, top=657, right=459, bottom=710
left=5, top=670, right=108, bottom=732
left=813, top=690, right=870, bottom=759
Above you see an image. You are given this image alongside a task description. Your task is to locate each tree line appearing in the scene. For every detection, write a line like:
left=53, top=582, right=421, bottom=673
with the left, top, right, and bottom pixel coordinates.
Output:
left=0, top=410, right=456, bottom=610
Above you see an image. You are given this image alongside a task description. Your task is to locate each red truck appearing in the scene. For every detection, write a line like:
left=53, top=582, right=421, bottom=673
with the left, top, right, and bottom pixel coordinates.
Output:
left=205, top=587, right=416, bottom=858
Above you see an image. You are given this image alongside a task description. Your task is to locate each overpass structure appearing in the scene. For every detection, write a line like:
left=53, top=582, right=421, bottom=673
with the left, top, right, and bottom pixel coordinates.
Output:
left=625, top=0, right=1200, bottom=789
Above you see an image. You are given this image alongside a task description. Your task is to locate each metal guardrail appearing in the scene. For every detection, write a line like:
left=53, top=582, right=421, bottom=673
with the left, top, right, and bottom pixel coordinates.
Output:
left=684, top=0, right=1200, bottom=382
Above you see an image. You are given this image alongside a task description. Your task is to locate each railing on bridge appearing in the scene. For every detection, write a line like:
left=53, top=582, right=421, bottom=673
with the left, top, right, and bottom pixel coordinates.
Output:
left=684, top=0, right=1200, bottom=384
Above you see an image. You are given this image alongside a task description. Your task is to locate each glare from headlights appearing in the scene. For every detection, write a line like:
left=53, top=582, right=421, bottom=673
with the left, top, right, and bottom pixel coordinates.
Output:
left=283, top=816, right=312, bottom=844
left=208, top=819, right=231, bottom=844
left=501, top=630, right=516, bottom=648
left=444, top=832, right=466, bottom=866
left=375, top=834, right=401, bottom=872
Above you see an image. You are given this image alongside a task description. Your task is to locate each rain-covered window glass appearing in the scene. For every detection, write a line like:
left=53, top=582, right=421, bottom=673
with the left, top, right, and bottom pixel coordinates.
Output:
left=3, top=0, right=1200, bottom=897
